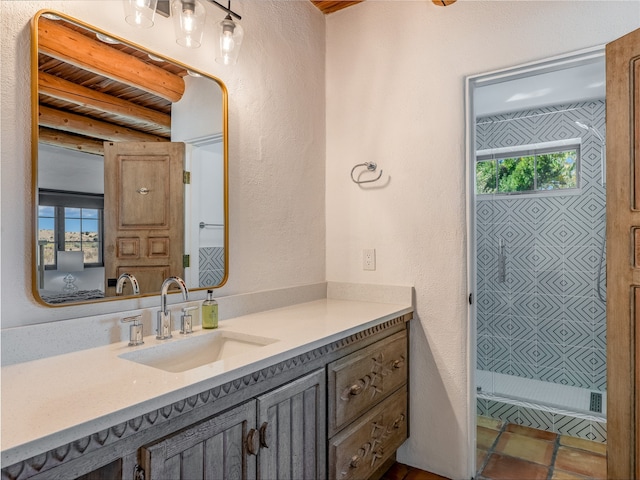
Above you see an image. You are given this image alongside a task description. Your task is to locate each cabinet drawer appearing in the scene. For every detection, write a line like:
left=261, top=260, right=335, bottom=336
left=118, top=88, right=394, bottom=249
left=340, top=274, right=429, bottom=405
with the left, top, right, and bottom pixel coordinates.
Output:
left=328, top=330, right=407, bottom=435
left=328, top=388, right=408, bottom=480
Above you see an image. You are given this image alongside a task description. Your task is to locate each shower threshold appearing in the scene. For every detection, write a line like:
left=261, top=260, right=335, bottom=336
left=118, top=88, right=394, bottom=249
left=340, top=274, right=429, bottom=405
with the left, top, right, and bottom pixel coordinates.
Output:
left=476, top=370, right=607, bottom=442
left=477, top=370, right=606, bottom=419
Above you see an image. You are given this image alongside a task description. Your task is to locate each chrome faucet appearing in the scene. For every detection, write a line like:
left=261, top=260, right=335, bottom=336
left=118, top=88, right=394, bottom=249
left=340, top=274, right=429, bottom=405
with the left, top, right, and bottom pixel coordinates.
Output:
left=156, top=276, right=189, bottom=340
left=115, top=273, right=140, bottom=296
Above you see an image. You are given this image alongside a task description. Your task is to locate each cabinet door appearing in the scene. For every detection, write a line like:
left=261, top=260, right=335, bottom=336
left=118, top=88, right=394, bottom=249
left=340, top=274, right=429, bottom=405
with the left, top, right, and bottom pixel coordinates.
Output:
left=140, top=400, right=257, bottom=480
left=257, top=369, right=326, bottom=480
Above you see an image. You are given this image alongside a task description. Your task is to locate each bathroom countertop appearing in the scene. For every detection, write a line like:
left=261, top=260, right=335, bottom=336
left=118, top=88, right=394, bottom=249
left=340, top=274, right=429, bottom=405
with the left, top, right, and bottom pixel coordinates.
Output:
left=1, top=298, right=412, bottom=466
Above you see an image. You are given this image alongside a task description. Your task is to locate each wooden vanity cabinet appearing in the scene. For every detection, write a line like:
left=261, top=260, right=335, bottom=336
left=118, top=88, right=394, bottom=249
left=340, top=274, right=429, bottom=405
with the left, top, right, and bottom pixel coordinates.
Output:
left=140, top=369, right=326, bottom=480
left=2, top=314, right=410, bottom=480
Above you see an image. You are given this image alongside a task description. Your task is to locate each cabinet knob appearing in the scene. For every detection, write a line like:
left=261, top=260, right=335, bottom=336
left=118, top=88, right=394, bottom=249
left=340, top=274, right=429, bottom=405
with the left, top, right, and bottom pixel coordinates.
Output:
left=392, top=358, right=405, bottom=369
left=393, top=413, right=406, bottom=429
left=259, top=422, right=270, bottom=448
left=349, top=455, right=361, bottom=468
left=349, top=384, right=363, bottom=396
left=246, top=428, right=260, bottom=455
left=340, top=377, right=370, bottom=400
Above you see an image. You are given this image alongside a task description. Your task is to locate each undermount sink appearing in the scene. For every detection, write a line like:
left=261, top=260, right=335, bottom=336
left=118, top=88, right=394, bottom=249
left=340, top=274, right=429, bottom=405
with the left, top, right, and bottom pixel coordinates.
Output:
left=118, top=330, right=279, bottom=373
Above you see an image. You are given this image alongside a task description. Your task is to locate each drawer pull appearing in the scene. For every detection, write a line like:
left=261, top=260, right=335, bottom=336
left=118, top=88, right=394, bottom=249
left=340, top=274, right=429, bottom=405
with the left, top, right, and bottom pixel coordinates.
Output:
left=349, top=384, right=363, bottom=396
left=392, top=358, right=405, bottom=369
left=349, top=455, right=361, bottom=468
left=393, top=413, right=406, bottom=429
left=259, top=422, right=270, bottom=448
left=246, top=428, right=260, bottom=455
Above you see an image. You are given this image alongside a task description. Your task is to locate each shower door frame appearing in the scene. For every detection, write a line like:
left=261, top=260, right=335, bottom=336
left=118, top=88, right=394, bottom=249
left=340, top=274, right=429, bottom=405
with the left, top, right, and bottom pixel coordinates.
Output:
left=464, top=46, right=606, bottom=479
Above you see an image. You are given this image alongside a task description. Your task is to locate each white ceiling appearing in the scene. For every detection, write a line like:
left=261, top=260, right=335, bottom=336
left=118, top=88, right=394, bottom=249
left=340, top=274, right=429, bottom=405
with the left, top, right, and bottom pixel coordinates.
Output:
left=474, top=57, right=605, bottom=117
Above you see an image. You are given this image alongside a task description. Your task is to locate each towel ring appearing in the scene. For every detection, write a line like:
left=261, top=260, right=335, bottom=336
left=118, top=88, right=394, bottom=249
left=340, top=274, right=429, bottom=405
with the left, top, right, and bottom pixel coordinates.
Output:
left=351, top=162, right=383, bottom=184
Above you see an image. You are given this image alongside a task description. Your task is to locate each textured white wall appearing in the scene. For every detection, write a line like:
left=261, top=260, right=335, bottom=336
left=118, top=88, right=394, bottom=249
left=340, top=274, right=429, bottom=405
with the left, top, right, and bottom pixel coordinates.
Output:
left=325, top=1, right=639, bottom=478
left=1, top=0, right=326, bottom=327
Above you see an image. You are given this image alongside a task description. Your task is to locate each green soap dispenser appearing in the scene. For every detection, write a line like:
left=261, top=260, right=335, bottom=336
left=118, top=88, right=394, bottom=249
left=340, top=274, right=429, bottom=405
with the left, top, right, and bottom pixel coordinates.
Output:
left=202, top=290, right=218, bottom=329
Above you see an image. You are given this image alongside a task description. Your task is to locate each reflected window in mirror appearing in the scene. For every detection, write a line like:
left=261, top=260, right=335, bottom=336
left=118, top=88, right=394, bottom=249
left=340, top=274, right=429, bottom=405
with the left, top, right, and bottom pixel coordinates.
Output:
left=38, top=190, right=104, bottom=269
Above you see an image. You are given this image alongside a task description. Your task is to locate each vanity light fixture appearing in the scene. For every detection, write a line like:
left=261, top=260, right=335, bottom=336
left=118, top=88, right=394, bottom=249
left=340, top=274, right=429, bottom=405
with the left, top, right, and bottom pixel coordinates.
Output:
left=172, top=0, right=206, bottom=48
left=124, top=0, right=244, bottom=64
left=215, top=5, right=244, bottom=65
left=123, top=0, right=159, bottom=28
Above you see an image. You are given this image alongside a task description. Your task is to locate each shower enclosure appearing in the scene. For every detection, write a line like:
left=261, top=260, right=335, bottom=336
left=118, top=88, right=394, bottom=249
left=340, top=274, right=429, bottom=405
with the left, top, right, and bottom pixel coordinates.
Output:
left=471, top=53, right=607, bottom=443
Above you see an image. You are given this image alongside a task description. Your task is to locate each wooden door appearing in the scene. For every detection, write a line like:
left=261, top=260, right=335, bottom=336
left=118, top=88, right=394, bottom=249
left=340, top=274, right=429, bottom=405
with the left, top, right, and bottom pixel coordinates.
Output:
left=103, top=142, right=185, bottom=296
left=141, top=400, right=257, bottom=480
left=606, top=27, right=640, bottom=480
left=256, top=369, right=326, bottom=480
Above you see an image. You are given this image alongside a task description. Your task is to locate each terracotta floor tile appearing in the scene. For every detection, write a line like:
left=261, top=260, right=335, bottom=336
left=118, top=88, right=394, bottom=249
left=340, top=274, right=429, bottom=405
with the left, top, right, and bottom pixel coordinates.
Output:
left=494, top=431, right=555, bottom=465
left=381, top=462, right=410, bottom=480
left=477, top=426, right=501, bottom=450
left=481, top=453, right=549, bottom=480
left=559, top=435, right=607, bottom=456
left=504, top=423, right=558, bottom=441
left=554, top=446, right=606, bottom=479
left=477, top=448, right=489, bottom=472
left=477, top=415, right=503, bottom=431
left=404, top=468, right=450, bottom=480
left=382, top=463, right=451, bottom=480
left=551, top=469, right=590, bottom=480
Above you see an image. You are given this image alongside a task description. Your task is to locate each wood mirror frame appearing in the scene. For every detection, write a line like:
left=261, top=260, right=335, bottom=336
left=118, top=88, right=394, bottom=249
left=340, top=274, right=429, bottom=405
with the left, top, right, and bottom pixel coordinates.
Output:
left=31, top=10, right=229, bottom=307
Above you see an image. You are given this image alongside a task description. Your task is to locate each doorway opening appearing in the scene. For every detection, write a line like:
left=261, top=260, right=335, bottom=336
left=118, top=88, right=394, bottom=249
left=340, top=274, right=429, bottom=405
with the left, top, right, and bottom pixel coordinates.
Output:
left=466, top=48, right=607, bottom=478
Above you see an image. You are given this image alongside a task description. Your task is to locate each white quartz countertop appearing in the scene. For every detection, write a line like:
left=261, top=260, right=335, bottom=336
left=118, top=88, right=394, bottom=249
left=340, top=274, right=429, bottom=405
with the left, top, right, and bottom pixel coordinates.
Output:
left=1, top=298, right=412, bottom=466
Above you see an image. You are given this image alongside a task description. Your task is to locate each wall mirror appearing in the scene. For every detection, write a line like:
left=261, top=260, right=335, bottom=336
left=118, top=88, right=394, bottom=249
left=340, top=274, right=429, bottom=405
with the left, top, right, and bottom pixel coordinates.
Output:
left=31, top=10, right=228, bottom=306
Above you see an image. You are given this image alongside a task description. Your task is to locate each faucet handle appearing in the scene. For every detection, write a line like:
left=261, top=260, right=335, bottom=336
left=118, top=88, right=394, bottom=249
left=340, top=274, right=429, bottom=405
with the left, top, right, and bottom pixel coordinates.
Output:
left=180, top=306, right=198, bottom=335
left=121, top=315, right=144, bottom=346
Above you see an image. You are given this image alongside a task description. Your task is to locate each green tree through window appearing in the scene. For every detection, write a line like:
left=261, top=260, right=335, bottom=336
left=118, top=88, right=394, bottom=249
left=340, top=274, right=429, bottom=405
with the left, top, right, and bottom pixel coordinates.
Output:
left=476, top=147, right=578, bottom=195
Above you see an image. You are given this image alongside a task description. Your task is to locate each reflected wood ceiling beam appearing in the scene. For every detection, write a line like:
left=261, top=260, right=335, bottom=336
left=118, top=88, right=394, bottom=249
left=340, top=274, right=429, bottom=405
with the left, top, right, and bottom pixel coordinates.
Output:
left=39, top=105, right=168, bottom=143
left=39, top=72, right=171, bottom=134
left=38, top=17, right=185, bottom=103
left=311, top=1, right=363, bottom=14
left=39, top=127, right=105, bottom=156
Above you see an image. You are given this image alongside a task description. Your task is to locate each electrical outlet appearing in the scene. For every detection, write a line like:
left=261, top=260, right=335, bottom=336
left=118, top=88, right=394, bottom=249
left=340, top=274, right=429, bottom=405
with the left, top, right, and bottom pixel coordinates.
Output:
left=363, top=249, right=376, bottom=271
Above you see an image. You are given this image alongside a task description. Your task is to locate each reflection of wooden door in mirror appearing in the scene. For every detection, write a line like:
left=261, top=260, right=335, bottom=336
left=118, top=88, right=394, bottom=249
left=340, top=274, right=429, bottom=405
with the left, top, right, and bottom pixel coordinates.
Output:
left=104, top=142, right=185, bottom=296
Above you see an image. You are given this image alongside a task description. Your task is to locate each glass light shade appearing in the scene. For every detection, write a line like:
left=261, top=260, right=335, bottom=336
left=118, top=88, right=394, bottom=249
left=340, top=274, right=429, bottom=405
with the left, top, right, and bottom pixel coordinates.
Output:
left=123, top=0, right=159, bottom=28
left=172, top=0, right=206, bottom=49
left=215, top=15, right=244, bottom=65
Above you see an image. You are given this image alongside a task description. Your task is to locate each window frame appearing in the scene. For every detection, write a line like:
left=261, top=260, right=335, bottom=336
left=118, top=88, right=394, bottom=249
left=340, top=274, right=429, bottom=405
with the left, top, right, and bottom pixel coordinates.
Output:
left=38, top=189, right=104, bottom=269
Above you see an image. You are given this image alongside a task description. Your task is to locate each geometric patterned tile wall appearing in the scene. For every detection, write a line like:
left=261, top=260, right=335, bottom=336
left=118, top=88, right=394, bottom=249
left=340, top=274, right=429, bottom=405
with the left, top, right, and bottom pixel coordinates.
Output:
left=199, top=247, right=225, bottom=287
left=476, top=101, right=607, bottom=392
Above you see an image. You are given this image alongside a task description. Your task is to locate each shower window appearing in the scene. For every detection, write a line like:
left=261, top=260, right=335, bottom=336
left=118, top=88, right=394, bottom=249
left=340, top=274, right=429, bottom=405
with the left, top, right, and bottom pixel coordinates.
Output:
left=476, top=143, right=579, bottom=195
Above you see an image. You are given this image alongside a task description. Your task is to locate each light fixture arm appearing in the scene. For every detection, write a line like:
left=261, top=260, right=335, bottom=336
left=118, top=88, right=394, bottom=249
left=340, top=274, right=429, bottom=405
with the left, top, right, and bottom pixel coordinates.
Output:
left=205, top=0, right=241, bottom=20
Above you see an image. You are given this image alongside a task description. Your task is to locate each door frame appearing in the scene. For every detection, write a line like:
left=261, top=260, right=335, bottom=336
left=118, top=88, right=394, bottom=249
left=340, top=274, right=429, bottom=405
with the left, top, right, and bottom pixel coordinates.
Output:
left=464, top=46, right=606, bottom=479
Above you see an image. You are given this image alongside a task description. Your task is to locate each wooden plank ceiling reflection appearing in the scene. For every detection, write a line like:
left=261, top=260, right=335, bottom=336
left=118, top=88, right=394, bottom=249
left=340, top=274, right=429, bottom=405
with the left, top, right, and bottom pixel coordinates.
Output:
left=37, top=16, right=186, bottom=156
